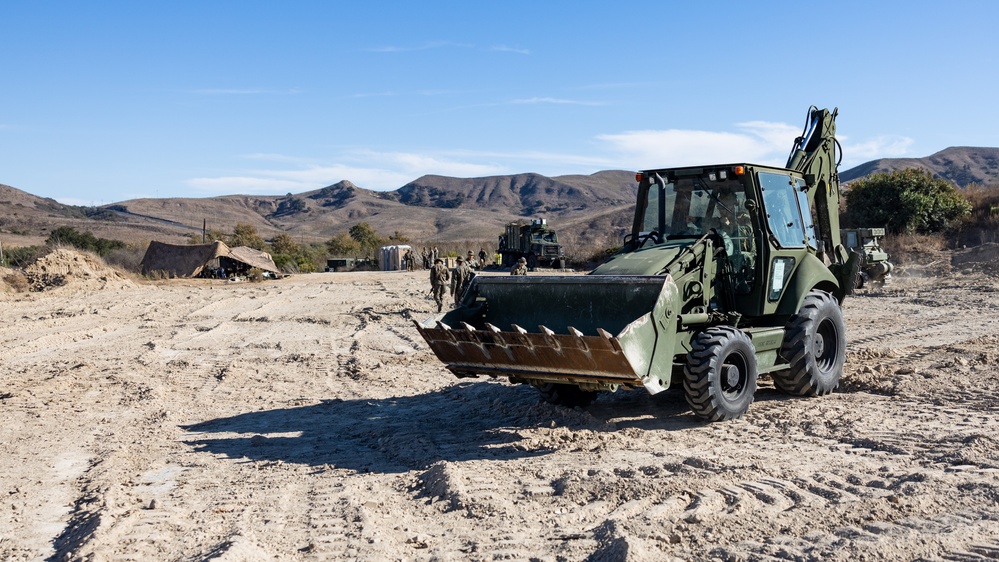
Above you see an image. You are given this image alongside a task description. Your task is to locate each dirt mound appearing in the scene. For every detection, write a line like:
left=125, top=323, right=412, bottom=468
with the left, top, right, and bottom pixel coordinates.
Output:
left=23, top=248, right=136, bottom=292
left=952, top=242, right=999, bottom=275
left=1, top=266, right=25, bottom=297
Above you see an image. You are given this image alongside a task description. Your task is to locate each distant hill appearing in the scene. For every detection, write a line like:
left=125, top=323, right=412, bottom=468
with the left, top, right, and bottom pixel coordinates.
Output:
left=839, top=147, right=999, bottom=187
left=2, top=149, right=997, bottom=252
left=0, top=171, right=638, bottom=250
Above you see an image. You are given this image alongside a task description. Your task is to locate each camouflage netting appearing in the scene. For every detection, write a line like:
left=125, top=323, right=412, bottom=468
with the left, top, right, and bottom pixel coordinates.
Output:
left=22, top=248, right=136, bottom=292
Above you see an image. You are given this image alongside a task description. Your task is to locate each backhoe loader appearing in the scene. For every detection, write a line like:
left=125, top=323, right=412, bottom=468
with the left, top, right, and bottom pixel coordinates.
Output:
left=415, top=106, right=861, bottom=421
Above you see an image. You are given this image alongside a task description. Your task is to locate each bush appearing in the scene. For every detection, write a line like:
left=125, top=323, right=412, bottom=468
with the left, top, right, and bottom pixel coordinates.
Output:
left=951, top=185, right=999, bottom=246
left=102, top=245, right=147, bottom=273
left=844, top=168, right=972, bottom=234
left=3, top=245, right=47, bottom=268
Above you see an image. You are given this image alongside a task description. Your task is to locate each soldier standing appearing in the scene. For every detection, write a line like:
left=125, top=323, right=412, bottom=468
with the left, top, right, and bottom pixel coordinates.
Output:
left=450, top=257, right=474, bottom=306
left=429, top=258, right=450, bottom=312
left=511, top=256, right=528, bottom=276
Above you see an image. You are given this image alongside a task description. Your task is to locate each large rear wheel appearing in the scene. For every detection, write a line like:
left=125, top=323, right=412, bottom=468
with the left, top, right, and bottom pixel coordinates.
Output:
left=537, top=383, right=598, bottom=408
left=775, top=289, right=846, bottom=396
left=684, top=326, right=758, bottom=421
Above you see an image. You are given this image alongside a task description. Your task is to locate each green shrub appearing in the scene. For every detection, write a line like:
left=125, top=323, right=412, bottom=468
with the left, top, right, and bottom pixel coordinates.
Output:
left=844, top=168, right=972, bottom=234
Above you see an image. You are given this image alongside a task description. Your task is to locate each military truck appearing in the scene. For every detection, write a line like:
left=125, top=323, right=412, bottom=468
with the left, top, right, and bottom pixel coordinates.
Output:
left=497, top=218, right=565, bottom=269
left=417, top=106, right=861, bottom=421
left=841, top=227, right=892, bottom=288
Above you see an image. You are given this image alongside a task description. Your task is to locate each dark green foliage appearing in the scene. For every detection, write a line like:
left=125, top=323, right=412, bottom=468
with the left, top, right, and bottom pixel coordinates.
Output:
left=229, top=223, right=267, bottom=250
left=45, top=227, right=126, bottom=256
left=844, top=168, right=972, bottom=234
left=347, top=222, right=386, bottom=257
left=271, top=253, right=295, bottom=271
left=312, top=185, right=356, bottom=207
left=326, top=232, right=361, bottom=256
left=273, top=197, right=308, bottom=216
left=952, top=185, right=999, bottom=246
left=269, top=233, right=300, bottom=256
left=3, top=245, right=46, bottom=268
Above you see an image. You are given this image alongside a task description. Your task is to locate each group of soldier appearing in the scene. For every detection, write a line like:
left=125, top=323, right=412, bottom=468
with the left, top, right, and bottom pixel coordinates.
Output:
left=428, top=255, right=473, bottom=312
left=428, top=253, right=527, bottom=313
left=420, top=247, right=442, bottom=270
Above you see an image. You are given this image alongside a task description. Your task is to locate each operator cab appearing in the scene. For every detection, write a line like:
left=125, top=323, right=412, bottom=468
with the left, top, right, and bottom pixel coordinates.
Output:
left=623, top=165, right=759, bottom=294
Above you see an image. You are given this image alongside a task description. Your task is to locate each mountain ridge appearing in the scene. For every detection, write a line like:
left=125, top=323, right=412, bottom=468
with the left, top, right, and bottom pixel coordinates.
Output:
left=1, top=148, right=995, bottom=250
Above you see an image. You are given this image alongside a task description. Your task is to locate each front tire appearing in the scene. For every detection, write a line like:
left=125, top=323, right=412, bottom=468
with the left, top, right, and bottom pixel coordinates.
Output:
left=537, top=383, right=598, bottom=408
left=775, top=290, right=846, bottom=396
left=684, top=326, right=758, bottom=421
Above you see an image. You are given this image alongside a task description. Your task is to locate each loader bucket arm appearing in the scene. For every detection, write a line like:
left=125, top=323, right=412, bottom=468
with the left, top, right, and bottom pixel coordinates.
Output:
left=415, top=275, right=680, bottom=393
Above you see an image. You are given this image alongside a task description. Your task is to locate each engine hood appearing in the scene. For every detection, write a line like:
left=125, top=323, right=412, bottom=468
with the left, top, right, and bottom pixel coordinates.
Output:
left=590, top=244, right=686, bottom=276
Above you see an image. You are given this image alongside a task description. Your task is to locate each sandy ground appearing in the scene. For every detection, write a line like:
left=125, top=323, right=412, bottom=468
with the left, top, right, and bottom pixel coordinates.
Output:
left=2, top=249, right=999, bottom=561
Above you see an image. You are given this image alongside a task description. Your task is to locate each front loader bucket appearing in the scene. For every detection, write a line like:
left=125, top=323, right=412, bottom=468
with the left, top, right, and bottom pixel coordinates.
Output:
left=414, top=275, right=679, bottom=394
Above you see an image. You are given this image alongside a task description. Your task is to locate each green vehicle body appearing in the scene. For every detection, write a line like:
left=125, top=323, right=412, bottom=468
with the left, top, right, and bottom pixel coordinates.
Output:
left=416, top=106, right=860, bottom=420
left=498, top=218, right=565, bottom=269
left=841, top=227, right=893, bottom=288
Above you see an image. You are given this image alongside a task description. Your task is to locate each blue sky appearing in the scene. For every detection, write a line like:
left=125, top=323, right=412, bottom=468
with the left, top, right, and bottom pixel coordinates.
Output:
left=2, top=1, right=997, bottom=206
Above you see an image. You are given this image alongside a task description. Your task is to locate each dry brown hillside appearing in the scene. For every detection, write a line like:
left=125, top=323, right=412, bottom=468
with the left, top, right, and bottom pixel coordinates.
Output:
left=0, top=171, right=638, bottom=250
left=3, top=148, right=998, bottom=253
left=840, top=147, right=999, bottom=187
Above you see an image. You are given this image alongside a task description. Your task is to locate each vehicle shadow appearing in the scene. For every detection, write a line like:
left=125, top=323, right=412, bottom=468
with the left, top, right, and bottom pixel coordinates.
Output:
left=182, top=381, right=569, bottom=474
left=181, top=380, right=805, bottom=474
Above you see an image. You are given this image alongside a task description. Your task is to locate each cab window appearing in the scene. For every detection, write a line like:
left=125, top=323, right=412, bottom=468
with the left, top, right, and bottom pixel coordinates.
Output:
left=758, top=172, right=806, bottom=249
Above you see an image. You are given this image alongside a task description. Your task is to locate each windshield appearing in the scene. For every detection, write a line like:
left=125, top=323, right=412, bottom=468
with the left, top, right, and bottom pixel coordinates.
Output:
left=639, top=176, right=751, bottom=239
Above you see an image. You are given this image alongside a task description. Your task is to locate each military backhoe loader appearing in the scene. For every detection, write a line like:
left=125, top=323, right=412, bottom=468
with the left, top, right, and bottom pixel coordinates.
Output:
left=415, top=106, right=861, bottom=421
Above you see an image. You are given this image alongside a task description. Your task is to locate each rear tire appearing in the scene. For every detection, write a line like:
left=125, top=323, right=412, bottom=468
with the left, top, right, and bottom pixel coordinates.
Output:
left=855, top=271, right=869, bottom=290
left=775, top=289, right=845, bottom=396
left=684, top=326, right=758, bottom=421
left=537, top=383, right=598, bottom=408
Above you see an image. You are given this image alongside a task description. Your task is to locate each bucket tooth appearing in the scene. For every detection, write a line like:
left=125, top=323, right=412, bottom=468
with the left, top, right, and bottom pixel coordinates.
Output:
left=436, top=320, right=452, bottom=330
left=511, top=324, right=528, bottom=334
left=460, top=321, right=477, bottom=332
left=537, top=325, right=562, bottom=351
left=484, top=323, right=502, bottom=333
left=597, top=327, right=623, bottom=352
left=566, top=326, right=590, bottom=352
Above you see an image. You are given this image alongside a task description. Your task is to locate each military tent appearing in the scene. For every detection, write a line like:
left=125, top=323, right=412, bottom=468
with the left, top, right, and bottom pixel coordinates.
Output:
left=141, top=241, right=280, bottom=278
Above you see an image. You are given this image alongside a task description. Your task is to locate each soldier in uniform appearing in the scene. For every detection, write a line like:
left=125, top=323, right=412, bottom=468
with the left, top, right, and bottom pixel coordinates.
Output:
left=429, top=258, right=450, bottom=312
left=450, top=257, right=474, bottom=306
left=511, top=256, right=528, bottom=276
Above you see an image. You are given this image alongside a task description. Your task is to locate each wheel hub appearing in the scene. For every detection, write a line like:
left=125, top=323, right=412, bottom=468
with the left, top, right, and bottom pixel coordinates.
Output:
left=813, top=332, right=826, bottom=357
left=723, top=364, right=742, bottom=390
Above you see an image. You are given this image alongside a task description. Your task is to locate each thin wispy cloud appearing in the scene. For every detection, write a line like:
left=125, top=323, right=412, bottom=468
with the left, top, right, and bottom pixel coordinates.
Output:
left=490, top=45, right=530, bottom=55
left=186, top=122, right=917, bottom=196
left=367, top=41, right=472, bottom=53
left=597, top=121, right=799, bottom=169
left=368, top=41, right=528, bottom=55
left=510, top=97, right=606, bottom=106
left=350, top=89, right=469, bottom=99
left=841, top=135, right=914, bottom=161
left=239, top=153, right=315, bottom=164
left=190, top=88, right=303, bottom=95
left=187, top=151, right=510, bottom=193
